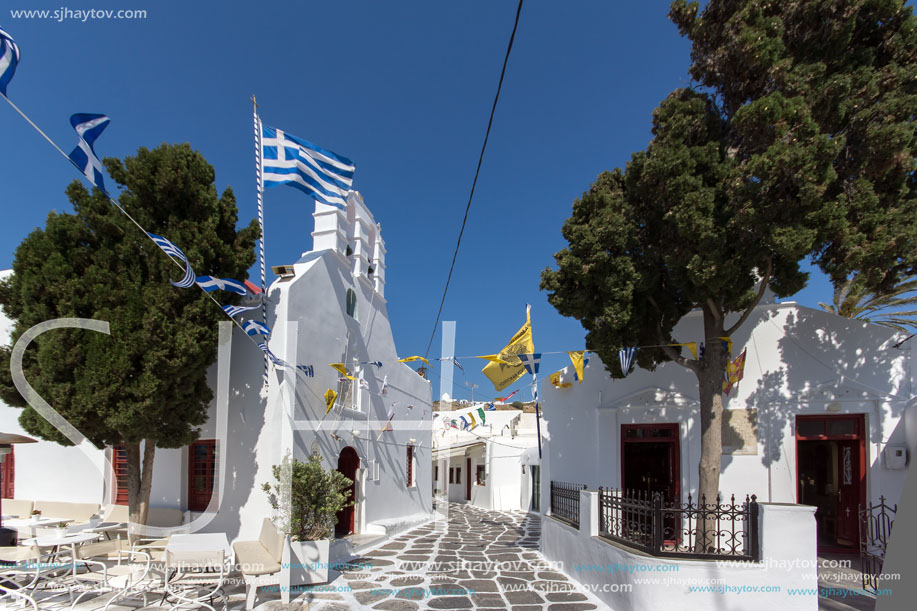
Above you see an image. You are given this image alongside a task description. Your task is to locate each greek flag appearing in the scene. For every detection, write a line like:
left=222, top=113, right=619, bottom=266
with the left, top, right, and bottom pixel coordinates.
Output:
left=196, top=276, right=247, bottom=295
left=0, top=27, right=20, bottom=96
left=518, top=353, right=541, bottom=376
left=147, top=233, right=195, bottom=288
left=242, top=320, right=271, bottom=336
left=619, top=347, right=637, bottom=376
left=261, top=125, right=354, bottom=208
left=68, top=113, right=110, bottom=192
left=257, top=342, right=287, bottom=367
left=222, top=303, right=260, bottom=318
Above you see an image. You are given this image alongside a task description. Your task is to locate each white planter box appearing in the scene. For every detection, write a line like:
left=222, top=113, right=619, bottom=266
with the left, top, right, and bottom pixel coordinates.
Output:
left=281, top=537, right=330, bottom=588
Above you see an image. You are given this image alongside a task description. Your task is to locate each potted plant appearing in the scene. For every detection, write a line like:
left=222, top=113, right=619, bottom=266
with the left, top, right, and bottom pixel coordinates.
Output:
left=29, top=510, right=41, bottom=524
left=53, top=521, right=68, bottom=538
left=263, top=451, right=353, bottom=586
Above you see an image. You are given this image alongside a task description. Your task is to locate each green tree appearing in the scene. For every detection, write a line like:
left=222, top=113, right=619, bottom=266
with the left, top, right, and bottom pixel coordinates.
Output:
left=0, top=144, right=259, bottom=525
left=541, top=0, right=917, bottom=543
left=819, top=273, right=917, bottom=332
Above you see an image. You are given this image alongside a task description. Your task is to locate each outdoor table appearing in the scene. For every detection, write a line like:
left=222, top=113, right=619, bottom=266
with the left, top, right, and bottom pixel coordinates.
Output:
left=22, top=531, right=102, bottom=580
left=5, top=517, right=74, bottom=540
left=81, top=521, right=127, bottom=540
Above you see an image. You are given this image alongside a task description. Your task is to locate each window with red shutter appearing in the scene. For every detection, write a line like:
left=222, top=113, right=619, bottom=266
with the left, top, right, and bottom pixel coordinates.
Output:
left=406, top=445, right=414, bottom=487
left=113, top=445, right=129, bottom=505
left=1, top=446, right=14, bottom=498
left=188, top=440, right=217, bottom=512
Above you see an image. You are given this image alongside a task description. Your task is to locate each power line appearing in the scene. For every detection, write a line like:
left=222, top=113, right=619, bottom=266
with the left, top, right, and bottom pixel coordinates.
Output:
left=423, top=0, right=525, bottom=358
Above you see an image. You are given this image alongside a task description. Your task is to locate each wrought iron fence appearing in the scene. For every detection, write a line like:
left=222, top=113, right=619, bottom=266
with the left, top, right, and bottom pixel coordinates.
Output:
left=550, top=481, right=587, bottom=529
left=597, top=488, right=759, bottom=561
left=859, top=496, right=896, bottom=594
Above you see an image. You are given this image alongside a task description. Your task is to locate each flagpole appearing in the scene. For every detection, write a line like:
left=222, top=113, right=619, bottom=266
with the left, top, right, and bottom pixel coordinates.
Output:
left=252, top=95, right=269, bottom=380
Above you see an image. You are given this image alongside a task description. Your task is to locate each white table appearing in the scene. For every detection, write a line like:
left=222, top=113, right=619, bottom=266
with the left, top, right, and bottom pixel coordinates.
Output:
left=22, top=531, right=101, bottom=579
left=5, top=517, right=74, bottom=539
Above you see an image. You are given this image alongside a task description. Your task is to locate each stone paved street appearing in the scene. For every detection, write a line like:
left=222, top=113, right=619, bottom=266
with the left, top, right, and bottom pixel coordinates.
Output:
left=294, top=502, right=609, bottom=611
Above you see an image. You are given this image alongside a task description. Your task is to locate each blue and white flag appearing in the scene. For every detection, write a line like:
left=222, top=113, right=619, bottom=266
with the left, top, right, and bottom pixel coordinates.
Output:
left=242, top=320, right=271, bottom=336
left=147, top=233, right=195, bottom=288
left=222, top=303, right=260, bottom=318
left=68, top=113, right=110, bottom=191
left=360, top=361, right=383, bottom=368
left=196, top=276, right=247, bottom=295
left=619, top=347, right=637, bottom=376
left=257, top=342, right=287, bottom=367
left=485, top=402, right=496, bottom=411
left=518, top=353, right=541, bottom=376
left=0, top=27, right=20, bottom=96
left=261, top=124, right=355, bottom=208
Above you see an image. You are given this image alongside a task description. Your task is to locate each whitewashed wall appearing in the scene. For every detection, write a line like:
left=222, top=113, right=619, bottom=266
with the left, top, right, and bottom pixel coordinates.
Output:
left=541, top=300, right=914, bottom=515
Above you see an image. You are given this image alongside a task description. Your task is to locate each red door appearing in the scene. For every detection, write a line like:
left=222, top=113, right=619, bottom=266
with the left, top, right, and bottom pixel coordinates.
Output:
left=836, top=439, right=861, bottom=546
left=466, top=458, right=472, bottom=500
left=335, top=447, right=359, bottom=537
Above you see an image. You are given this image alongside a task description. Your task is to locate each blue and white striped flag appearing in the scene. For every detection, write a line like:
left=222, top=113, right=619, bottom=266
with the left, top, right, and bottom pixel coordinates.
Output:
left=222, top=303, right=260, bottom=318
left=257, top=342, right=287, bottom=367
left=0, top=27, right=20, bottom=96
left=619, top=347, right=637, bottom=376
left=242, top=320, right=271, bottom=336
left=518, top=353, right=541, bottom=376
left=147, top=233, right=195, bottom=288
left=261, top=125, right=354, bottom=208
left=68, top=113, right=110, bottom=192
left=196, top=276, right=247, bottom=295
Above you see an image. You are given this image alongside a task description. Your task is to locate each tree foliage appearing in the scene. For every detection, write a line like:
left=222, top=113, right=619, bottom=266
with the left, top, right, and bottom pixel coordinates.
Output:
left=262, top=452, right=354, bottom=541
left=819, top=272, right=917, bottom=332
left=541, top=0, right=917, bottom=513
left=0, top=143, right=259, bottom=518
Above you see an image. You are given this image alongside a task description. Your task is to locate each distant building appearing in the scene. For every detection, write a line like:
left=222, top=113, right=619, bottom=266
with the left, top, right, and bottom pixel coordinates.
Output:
left=432, top=404, right=540, bottom=512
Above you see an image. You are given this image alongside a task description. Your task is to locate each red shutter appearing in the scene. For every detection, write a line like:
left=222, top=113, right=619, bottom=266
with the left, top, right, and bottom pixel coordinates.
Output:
left=1, top=446, right=14, bottom=498
left=113, top=445, right=129, bottom=505
left=406, top=445, right=414, bottom=487
left=188, top=440, right=217, bottom=511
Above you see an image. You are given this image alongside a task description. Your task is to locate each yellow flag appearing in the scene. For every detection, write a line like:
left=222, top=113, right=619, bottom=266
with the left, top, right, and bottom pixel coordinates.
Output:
left=476, top=354, right=511, bottom=366
left=469, top=412, right=477, bottom=428
left=670, top=343, right=698, bottom=359
left=329, top=363, right=356, bottom=380
left=482, top=306, right=535, bottom=391
left=549, top=371, right=572, bottom=388
left=567, top=351, right=586, bottom=384
left=718, top=336, right=733, bottom=355
left=324, top=389, right=337, bottom=414
left=398, top=356, right=430, bottom=366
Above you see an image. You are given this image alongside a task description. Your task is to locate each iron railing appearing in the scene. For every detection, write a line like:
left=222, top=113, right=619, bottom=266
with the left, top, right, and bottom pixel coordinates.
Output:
left=859, top=496, right=896, bottom=594
left=550, top=481, right=587, bottom=529
left=597, top=488, right=759, bottom=561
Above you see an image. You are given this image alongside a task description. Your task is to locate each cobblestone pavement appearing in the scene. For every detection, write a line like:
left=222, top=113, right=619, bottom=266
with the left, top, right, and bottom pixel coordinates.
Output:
left=298, top=502, right=608, bottom=611
left=53, top=503, right=607, bottom=611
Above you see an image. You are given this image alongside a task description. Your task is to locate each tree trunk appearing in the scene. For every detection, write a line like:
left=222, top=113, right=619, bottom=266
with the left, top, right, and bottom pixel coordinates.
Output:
left=694, top=306, right=728, bottom=553
left=125, top=440, right=155, bottom=528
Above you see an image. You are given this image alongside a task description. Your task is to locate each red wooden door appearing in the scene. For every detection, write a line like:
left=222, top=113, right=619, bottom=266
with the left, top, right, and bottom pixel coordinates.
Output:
left=335, top=447, right=359, bottom=537
left=836, top=439, right=861, bottom=546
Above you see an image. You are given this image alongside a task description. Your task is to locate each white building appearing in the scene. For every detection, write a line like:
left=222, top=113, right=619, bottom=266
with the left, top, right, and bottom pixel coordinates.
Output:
left=539, top=294, right=916, bottom=610
left=431, top=405, right=540, bottom=512
left=0, top=193, right=434, bottom=553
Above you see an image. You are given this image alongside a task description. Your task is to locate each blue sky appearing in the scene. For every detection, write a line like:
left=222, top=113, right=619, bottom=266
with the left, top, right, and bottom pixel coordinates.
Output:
left=0, top=0, right=834, bottom=401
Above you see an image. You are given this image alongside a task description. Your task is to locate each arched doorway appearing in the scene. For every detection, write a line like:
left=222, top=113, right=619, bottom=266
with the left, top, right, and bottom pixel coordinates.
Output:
left=335, top=447, right=360, bottom=537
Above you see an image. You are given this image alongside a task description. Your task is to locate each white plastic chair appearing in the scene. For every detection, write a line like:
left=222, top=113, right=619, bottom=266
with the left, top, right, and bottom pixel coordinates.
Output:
left=0, top=545, right=54, bottom=611
left=164, top=548, right=227, bottom=611
left=67, top=538, right=152, bottom=610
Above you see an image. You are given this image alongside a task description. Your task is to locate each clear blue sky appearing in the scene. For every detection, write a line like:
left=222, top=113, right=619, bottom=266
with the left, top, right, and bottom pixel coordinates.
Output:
left=0, top=0, right=833, bottom=401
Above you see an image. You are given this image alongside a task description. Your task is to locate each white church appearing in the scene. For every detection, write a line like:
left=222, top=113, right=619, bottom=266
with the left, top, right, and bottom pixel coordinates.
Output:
left=0, top=193, right=434, bottom=554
